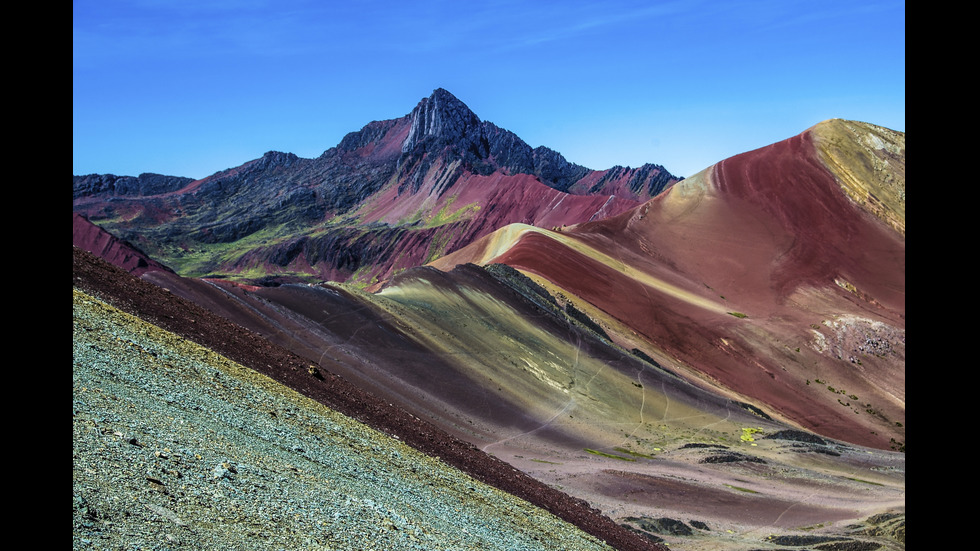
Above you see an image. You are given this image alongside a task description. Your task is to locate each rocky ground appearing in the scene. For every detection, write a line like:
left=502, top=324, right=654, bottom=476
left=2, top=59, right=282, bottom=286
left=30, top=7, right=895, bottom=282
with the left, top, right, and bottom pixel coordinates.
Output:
left=74, top=246, right=664, bottom=550
left=74, top=288, right=620, bottom=550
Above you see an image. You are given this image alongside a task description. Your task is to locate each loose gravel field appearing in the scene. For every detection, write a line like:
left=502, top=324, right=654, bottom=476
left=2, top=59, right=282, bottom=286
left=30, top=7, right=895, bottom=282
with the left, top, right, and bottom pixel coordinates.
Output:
left=73, top=288, right=615, bottom=550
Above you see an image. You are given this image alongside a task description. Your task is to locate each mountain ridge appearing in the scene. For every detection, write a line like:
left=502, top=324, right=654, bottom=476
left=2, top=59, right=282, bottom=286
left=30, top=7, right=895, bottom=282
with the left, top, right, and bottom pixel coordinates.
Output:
left=73, top=89, right=680, bottom=286
left=430, top=119, right=904, bottom=449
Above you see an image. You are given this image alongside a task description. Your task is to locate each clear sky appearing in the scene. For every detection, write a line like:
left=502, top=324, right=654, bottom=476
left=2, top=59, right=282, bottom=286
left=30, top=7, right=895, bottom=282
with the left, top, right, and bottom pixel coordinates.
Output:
left=74, top=0, right=905, bottom=180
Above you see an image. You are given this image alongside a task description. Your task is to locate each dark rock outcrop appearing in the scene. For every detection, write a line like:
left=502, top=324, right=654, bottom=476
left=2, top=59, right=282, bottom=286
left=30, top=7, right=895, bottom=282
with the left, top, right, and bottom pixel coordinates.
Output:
left=698, top=451, right=767, bottom=464
left=402, top=88, right=483, bottom=153
left=589, top=163, right=678, bottom=199
left=532, top=146, right=591, bottom=192
left=72, top=172, right=194, bottom=199
left=765, top=429, right=829, bottom=445
left=622, top=517, right=694, bottom=537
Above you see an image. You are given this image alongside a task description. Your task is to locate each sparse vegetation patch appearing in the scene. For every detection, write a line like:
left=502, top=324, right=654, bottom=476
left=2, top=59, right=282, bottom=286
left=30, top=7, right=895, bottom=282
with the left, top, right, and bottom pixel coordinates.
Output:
left=584, top=448, right=636, bottom=462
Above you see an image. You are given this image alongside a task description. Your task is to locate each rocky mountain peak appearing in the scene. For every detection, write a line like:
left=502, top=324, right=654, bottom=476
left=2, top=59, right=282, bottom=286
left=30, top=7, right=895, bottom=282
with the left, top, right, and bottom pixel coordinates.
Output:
left=402, top=88, right=482, bottom=153
left=255, top=151, right=300, bottom=169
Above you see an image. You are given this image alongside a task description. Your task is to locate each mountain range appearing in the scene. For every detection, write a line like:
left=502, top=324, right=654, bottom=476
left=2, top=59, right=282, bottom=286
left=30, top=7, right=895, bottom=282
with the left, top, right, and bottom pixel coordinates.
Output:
left=74, top=89, right=905, bottom=550
left=73, top=88, right=678, bottom=287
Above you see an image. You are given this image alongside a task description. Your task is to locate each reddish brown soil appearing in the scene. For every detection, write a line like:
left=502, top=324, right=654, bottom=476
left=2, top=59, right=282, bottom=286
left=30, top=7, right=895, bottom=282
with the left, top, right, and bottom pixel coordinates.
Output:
left=353, top=170, right=641, bottom=285
left=73, top=213, right=171, bottom=277
left=711, top=130, right=904, bottom=311
left=475, top=130, right=904, bottom=450
left=73, top=246, right=665, bottom=551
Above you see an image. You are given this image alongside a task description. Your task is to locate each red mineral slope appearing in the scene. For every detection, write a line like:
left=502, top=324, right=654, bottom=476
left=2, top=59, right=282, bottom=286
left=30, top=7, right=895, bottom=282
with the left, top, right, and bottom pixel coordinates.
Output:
left=350, top=168, right=639, bottom=286
left=434, top=120, right=905, bottom=450
left=73, top=213, right=172, bottom=276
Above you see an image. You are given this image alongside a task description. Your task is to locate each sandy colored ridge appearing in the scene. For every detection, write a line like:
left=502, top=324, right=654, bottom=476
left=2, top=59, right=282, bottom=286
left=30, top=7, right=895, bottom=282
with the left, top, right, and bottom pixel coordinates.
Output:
left=812, top=119, right=905, bottom=236
left=431, top=122, right=904, bottom=452
left=432, top=223, right=730, bottom=316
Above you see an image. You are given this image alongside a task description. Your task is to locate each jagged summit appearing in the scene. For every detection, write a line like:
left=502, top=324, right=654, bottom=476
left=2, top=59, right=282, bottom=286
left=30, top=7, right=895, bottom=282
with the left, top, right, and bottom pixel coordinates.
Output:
left=402, top=88, right=482, bottom=152
left=399, top=89, right=679, bottom=195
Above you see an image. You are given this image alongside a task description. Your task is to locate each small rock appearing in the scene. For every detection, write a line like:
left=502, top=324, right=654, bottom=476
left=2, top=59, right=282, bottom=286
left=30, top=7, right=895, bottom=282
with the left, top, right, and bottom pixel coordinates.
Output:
left=213, top=461, right=238, bottom=480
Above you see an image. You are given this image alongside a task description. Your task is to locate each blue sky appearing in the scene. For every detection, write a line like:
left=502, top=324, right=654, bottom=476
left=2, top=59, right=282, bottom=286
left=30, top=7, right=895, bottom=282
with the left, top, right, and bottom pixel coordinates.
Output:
left=74, top=0, right=904, bottom=180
